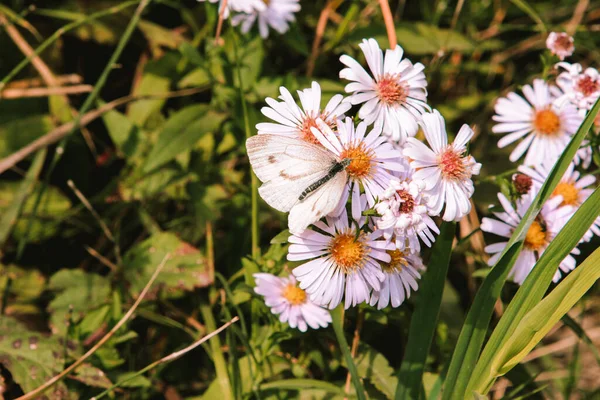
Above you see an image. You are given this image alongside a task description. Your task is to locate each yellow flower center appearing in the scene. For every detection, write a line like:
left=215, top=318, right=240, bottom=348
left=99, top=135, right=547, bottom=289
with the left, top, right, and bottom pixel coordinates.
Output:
left=381, top=249, right=409, bottom=273
left=438, top=147, right=467, bottom=181
left=533, top=109, right=561, bottom=136
left=524, top=220, right=548, bottom=251
left=282, top=284, right=306, bottom=305
left=340, top=143, right=374, bottom=179
left=329, top=232, right=366, bottom=272
left=552, top=182, right=579, bottom=206
left=376, top=74, right=407, bottom=106
left=299, top=114, right=334, bottom=145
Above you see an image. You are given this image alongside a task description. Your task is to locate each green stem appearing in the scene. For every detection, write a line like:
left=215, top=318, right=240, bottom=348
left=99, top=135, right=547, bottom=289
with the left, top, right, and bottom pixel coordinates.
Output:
left=331, top=305, right=367, bottom=400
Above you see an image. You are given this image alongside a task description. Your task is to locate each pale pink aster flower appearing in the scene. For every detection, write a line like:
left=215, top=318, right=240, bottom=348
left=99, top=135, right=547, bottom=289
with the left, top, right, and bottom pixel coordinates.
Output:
left=546, top=32, right=575, bottom=60
left=256, top=82, right=350, bottom=144
left=369, top=248, right=425, bottom=309
left=374, top=179, right=439, bottom=252
left=289, top=209, right=394, bottom=309
left=481, top=192, right=578, bottom=284
left=519, top=161, right=599, bottom=241
left=254, top=273, right=331, bottom=332
left=556, top=62, right=600, bottom=111
left=198, top=0, right=266, bottom=18
left=492, top=79, right=583, bottom=165
left=311, top=117, right=406, bottom=220
left=231, top=0, right=300, bottom=38
left=339, top=38, right=429, bottom=142
left=403, top=110, right=481, bottom=222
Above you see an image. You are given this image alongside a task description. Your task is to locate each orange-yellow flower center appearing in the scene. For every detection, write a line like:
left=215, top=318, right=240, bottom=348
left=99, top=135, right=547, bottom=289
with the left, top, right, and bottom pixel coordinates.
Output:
left=282, top=284, right=307, bottom=305
left=376, top=74, right=407, bottom=106
left=300, top=114, right=334, bottom=145
left=438, top=147, right=467, bottom=180
left=329, top=233, right=366, bottom=272
left=524, top=220, right=548, bottom=251
left=381, top=249, right=409, bottom=273
left=533, top=109, right=561, bottom=136
left=396, top=189, right=415, bottom=213
left=340, top=143, right=374, bottom=179
left=576, top=75, right=600, bottom=97
left=552, top=182, right=579, bottom=206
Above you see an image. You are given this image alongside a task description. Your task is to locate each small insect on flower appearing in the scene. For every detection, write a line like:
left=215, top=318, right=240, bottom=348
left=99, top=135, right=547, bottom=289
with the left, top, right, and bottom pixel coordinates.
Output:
left=246, top=134, right=350, bottom=234
left=231, top=0, right=301, bottom=38
left=254, top=273, right=331, bottom=332
left=403, top=110, right=481, bottom=221
left=546, top=32, right=575, bottom=60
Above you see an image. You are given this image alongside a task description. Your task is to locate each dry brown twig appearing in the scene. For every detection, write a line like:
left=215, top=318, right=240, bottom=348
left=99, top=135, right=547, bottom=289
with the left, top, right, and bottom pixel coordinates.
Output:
left=16, top=254, right=171, bottom=400
left=344, top=309, right=364, bottom=399
left=214, top=0, right=229, bottom=45
left=379, top=0, right=397, bottom=49
left=0, top=84, right=92, bottom=99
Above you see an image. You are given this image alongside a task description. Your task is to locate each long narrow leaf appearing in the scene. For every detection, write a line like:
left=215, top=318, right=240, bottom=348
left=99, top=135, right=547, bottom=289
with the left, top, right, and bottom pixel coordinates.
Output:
left=395, top=222, right=456, bottom=400
left=468, top=185, right=600, bottom=393
left=442, top=98, right=600, bottom=400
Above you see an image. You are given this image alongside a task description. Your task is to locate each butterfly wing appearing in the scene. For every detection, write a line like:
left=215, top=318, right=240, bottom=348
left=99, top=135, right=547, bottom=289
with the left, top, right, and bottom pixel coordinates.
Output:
left=288, top=170, right=348, bottom=234
left=247, top=135, right=337, bottom=212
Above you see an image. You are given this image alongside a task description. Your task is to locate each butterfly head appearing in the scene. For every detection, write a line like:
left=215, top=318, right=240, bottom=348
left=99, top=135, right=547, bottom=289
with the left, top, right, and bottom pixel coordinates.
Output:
left=340, top=158, right=352, bottom=169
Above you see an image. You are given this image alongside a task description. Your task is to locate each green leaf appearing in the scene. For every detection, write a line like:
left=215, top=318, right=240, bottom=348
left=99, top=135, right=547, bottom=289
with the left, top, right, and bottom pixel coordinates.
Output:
left=395, top=222, right=455, bottom=400
left=0, top=114, right=54, bottom=158
left=47, top=269, right=111, bottom=334
left=72, top=363, right=113, bottom=388
left=143, top=105, right=227, bottom=172
left=122, top=232, right=211, bottom=299
left=331, top=306, right=367, bottom=400
left=260, top=379, right=346, bottom=395
left=0, top=316, right=71, bottom=399
left=115, top=372, right=152, bottom=388
left=468, top=185, right=600, bottom=393
left=101, top=106, right=140, bottom=159
left=508, top=0, right=546, bottom=33
left=353, top=344, right=398, bottom=399
left=0, top=264, right=46, bottom=315
left=179, top=67, right=212, bottom=88
left=442, top=98, right=600, bottom=400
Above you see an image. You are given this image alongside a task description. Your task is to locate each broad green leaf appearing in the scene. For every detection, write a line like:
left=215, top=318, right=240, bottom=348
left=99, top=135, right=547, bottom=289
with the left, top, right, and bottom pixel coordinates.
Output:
left=101, top=106, right=140, bottom=159
left=353, top=344, right=398, bottom=399
left=468, top=185, right=600, bottom=393
left=138, top=19, right=185, bottom=57
left=115, top=372, right=152, bottom=388
left=179, top=67, right=212, bottom=88
left=47, top=269, right=111, bottom=334
left=260, top=379, right=346, bottom=395
left=442, top=98, right=600, bottom=400
left=143, top=104, right=227, bottom=172
left=0, top=114, right=53, bottom=158
left=491, top=246, right=600, bottom=378
left=0, top=265, right=46, bottom=315
left=122, top=232, right=211, bottom=299
left=395, top=222, right=455, bottom=400
left=72, top=363, right=113, bottom=388
left=0, top=316, right=72, bottom=399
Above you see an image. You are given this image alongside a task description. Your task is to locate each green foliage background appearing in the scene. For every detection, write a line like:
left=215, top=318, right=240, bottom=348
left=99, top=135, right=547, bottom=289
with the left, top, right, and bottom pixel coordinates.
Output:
left=0, top=0, right=599, bottom=399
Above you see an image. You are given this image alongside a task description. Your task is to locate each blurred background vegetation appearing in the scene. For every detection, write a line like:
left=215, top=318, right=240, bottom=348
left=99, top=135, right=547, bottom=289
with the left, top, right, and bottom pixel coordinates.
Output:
left=0, top=0, right=600, bottom=399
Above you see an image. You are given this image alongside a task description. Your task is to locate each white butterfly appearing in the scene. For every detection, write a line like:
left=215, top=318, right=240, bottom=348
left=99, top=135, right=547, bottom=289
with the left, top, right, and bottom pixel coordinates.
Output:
left=246, top=134, right=350, bottom=234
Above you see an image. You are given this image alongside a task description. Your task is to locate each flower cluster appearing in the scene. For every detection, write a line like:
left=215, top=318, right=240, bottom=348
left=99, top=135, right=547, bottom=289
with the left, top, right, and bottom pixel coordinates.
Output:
left=199, top=0, right=300, bottom=38
left=248, top=38, right=481, bottom=328
left=484, top=32, right=599, bottom=285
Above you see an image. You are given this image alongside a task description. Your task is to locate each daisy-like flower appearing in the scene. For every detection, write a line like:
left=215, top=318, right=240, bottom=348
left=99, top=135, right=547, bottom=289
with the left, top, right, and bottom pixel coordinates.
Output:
left=519, top=161, right=600, bottom=241
left=403, top=110, right=481, bottom=221
left=369, top=247, right=424, bottom=309
left=492, top=79, right=583, bottom=165
left=289, top=209, right=393, bottom=309
left=339, top=38, right=429, bottom=142
left=254, top=273, right=331, bottom=332
left=256, top=82, right=350, bottom=144
left=374, top=178, right=439, bottom=251
left=231, top=0, right=300, bottom=38
left=311, top=118, right=407, bottom=220
left=198, top=0, right=265, bottom=18
left=481, top=192, right=578, bottom=284
left=546, top=32, right=575, bottom=60
left=556, top=63, right=600, bottom=111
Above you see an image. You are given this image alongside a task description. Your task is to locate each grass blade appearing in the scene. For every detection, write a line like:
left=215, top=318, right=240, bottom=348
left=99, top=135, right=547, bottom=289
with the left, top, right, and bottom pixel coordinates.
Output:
left=394, top=222, right=456, bottom=400
left=331, top=305, right=367, bottom=400
left=442, top=98, right=600, bottom=400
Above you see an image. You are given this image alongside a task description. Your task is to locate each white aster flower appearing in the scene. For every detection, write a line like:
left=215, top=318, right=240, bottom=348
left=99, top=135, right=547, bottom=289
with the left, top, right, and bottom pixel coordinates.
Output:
left=198, top=0, right=265, bottom=18
left=481, top=192, right=578, bottom=284
left=546, top=32, right=575, bottom=60
left=231, top=0, right=300, bottom=38
left=289, top=209, right=393, bottom=309
left=311, top=117, right=407, bottom=220
left=374, top=178, right=439, bottom=252
left=339, top=38, right=429, bottom=142
left=492, top=79, right=583, bottom=165
left=254, top=273, right=331, bottom=332
left=519, top=161, right=600, bottom=241
left=403, top=110, right=481, bottom=222
left=556, top=62, right=600, bottom=111
left=369, top=248, right=425, bottom=309
left=256, top=82, right=350, bottom=144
